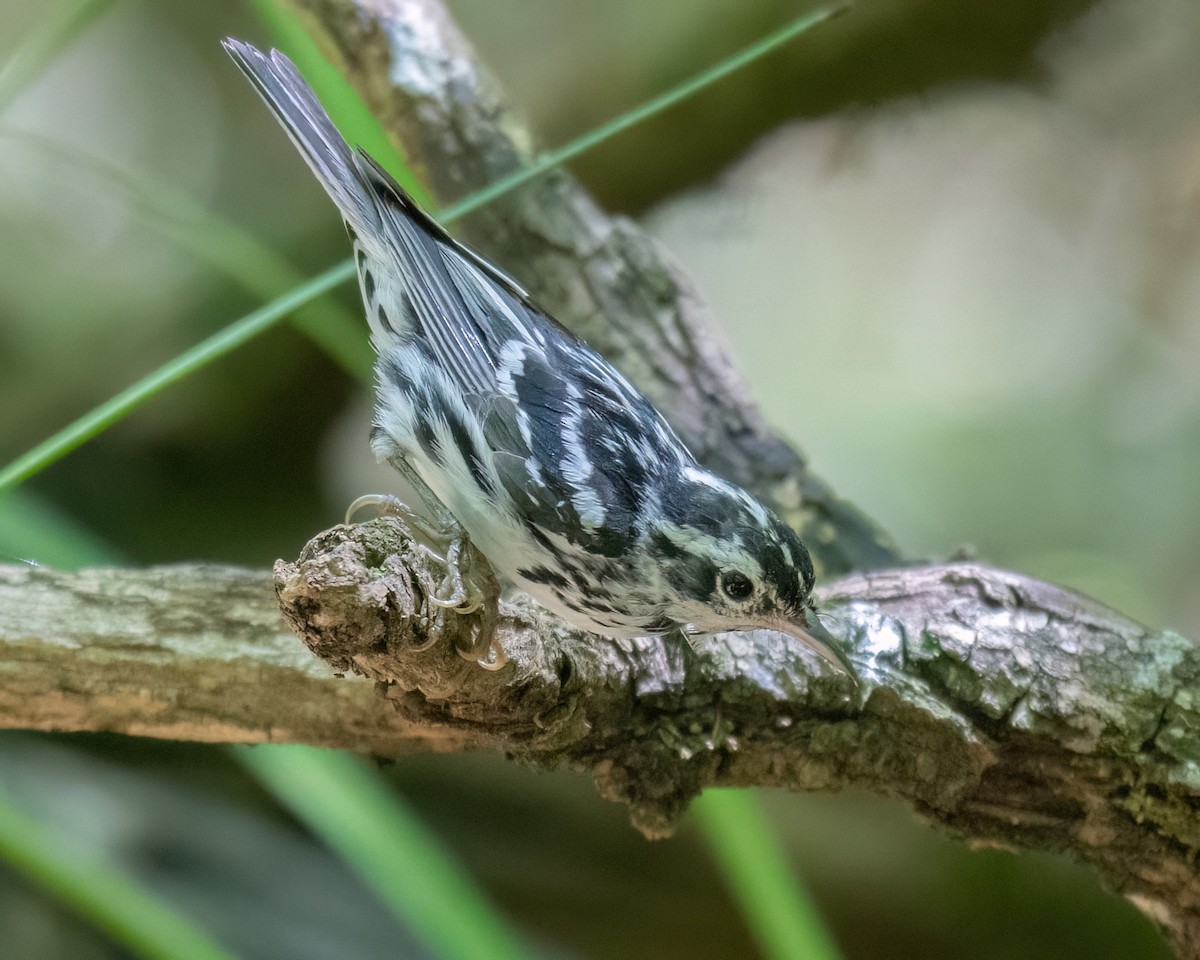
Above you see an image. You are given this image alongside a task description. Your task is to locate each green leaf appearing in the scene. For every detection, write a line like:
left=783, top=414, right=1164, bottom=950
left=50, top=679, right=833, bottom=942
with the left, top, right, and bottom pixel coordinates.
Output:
left=0, top=129, right=373, bottom=381
left=250, top=0, right=430, bottom=204
left=0, top=489, right=122, bottom=568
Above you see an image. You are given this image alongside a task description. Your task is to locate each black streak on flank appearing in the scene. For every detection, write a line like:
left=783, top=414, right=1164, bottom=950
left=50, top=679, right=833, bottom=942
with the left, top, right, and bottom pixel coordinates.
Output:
left=523, top=519, right=563, bottom=561
left=382, top=356, right=416, bottom=396
left=564, top=563, right=592, bottom=595
left=362, top=268, right=376, bottom=303
left=377, top=303, right=395, bottom=335
left=414, top=415, right=444, bottom=466
left=554, top=590, right=584, bottom=614
left=402, top=291, right=420, bottom=333
left=446, top=414, right=495, bottom=496
left=573, top=563, right=615, bottom=599
left=517, top=565, right=570, bottom=589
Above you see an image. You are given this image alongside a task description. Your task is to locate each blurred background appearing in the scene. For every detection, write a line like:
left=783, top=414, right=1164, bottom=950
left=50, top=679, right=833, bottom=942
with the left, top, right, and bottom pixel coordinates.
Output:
left=0, top=0, right=1196, bottom=957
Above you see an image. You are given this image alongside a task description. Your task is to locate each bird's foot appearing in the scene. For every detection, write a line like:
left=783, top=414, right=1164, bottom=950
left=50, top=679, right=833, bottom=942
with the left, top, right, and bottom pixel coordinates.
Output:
left=345, top=494, right=506, bottom=669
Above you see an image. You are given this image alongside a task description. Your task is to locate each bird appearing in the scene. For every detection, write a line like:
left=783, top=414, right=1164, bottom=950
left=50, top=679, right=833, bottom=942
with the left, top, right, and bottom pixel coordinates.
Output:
left=223, top=38, right=856, bottom=681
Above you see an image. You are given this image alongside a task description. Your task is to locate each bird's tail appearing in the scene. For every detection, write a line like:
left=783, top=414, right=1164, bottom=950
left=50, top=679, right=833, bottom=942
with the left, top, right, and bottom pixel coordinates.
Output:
left=222, top=39, right=379, bottom=236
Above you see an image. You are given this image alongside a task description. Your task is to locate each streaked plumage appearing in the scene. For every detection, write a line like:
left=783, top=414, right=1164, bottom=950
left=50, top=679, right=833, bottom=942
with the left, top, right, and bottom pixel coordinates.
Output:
left=224, top=39, right=855, bottom=678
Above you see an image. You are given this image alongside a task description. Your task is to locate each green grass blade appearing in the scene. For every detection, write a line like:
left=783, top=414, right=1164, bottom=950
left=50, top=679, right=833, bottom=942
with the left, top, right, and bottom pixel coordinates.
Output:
left=0, top=0, right=118, bottom=113
left=0, top=259, right=354, bottom=493
left=235, top=746, right=530, bottom=960
left=438, top=4, right=850, bottom=221
left=0, top=128, right=373, bottom=380
left=692, top=789, right=842, bottom=960
left=0, top=784, right=239, bottom=960
left=0, top=489, right=123, bottom=568
left=250, top=0, right=429, bottom=205
left=0, top=5, right=847, bottom=492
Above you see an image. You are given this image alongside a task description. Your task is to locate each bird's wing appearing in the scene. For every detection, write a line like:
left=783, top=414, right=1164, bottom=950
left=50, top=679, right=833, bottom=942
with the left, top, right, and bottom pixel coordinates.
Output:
left=225, top=38, right=686, bottom=557
left=484, top=338, right=672, bottom=558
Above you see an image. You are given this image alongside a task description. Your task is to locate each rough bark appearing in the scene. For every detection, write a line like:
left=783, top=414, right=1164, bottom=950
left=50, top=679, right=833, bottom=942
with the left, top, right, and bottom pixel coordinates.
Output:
left=1, top=542, right=1196, bottom=951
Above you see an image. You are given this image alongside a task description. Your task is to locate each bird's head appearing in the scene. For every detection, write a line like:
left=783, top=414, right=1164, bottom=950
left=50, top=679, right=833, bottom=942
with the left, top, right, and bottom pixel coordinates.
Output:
left=644, top=467, right=856, bottom=679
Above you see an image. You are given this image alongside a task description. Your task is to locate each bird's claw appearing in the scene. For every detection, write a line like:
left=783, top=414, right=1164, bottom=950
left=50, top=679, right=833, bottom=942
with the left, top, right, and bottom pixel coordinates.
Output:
left=426, top=536, right=483, bottom=613
left=346, top=493, right=448, bottom=549
left=345, top=493, right=400, bottom=527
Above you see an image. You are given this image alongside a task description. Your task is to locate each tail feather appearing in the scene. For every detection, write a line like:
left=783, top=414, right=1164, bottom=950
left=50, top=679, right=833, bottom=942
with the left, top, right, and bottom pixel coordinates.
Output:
left=225, top=38, right=548, bottom=393
left=222, top=38, right=378, bottom=234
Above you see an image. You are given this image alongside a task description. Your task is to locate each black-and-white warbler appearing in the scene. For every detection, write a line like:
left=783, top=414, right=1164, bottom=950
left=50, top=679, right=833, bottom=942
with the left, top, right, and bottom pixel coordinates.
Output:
left=225, top=39, right=856, bottom=680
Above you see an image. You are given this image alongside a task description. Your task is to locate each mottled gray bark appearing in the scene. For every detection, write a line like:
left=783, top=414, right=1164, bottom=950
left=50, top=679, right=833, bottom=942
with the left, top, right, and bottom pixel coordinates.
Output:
left=1, top=539, right=1196, bottom=951
left=0, top=560, right=458, bottom=754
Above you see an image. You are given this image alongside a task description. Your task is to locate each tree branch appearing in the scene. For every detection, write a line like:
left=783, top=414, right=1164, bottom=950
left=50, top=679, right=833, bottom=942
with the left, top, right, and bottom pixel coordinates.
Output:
left=0, top=559, right=462, bottom=754
left=2, top=536, right=1197, bottom=950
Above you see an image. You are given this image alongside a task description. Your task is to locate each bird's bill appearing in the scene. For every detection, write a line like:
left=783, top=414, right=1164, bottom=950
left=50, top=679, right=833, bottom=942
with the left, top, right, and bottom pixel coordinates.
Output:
left=774, top=614, right=859, bottom=682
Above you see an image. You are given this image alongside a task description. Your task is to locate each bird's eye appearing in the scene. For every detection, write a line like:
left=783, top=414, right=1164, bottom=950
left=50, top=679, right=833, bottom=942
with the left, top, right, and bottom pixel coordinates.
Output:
left=719, top=570, right=754, bottom=601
